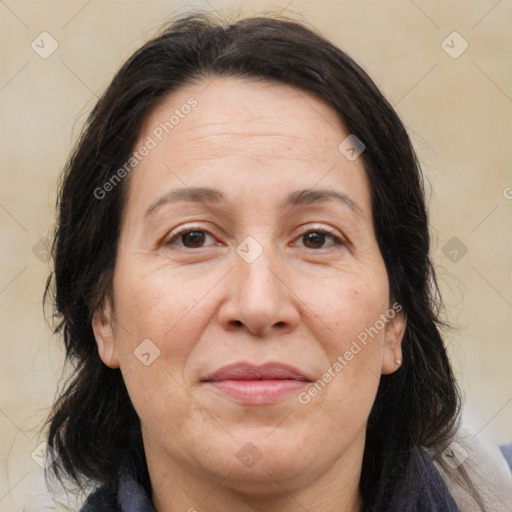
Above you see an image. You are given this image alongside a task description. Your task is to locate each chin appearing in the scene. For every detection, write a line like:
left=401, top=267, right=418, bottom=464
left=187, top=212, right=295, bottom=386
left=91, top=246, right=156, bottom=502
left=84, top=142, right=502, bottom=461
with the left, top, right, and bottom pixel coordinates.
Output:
left=194, top=434, right=320, bottom=492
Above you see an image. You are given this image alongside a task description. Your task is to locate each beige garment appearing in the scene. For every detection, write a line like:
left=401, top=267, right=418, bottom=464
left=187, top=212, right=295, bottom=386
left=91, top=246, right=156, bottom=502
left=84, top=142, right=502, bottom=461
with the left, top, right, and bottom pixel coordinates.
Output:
left=432, top=429, right=512, bottom=512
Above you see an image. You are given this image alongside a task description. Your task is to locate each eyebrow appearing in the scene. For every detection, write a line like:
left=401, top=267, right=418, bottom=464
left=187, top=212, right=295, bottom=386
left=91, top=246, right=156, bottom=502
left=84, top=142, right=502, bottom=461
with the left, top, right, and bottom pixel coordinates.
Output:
left=144, top=186, right=364, bottom=218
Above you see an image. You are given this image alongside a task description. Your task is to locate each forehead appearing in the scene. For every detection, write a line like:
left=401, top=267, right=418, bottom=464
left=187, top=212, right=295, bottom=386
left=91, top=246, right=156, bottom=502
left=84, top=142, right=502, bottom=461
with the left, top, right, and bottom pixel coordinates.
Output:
left=142, top=76, right=346, bottom=150
left=125, top=76, right=371, bottom=218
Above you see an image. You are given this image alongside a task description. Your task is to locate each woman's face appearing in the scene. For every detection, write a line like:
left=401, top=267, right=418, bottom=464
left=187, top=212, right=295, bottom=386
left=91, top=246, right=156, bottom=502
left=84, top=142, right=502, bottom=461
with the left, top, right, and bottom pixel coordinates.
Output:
left=93, top=77, right=406, bottom=496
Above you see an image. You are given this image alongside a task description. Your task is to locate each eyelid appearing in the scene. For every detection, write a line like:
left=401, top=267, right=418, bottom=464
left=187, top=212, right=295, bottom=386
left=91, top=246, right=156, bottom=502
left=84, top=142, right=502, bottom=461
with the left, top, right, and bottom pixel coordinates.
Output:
left=295, top=223, right=340, bottom=237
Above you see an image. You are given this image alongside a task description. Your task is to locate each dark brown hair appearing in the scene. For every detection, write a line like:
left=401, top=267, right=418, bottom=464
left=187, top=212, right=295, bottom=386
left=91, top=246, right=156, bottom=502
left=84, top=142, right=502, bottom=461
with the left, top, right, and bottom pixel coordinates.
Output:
left=45, top=11, right=475, bottom=509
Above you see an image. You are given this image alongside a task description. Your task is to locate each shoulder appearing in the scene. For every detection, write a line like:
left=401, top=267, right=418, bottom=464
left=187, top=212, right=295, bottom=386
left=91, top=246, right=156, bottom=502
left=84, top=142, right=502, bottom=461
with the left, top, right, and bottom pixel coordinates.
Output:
left=431, top=428, right=512, bottom=512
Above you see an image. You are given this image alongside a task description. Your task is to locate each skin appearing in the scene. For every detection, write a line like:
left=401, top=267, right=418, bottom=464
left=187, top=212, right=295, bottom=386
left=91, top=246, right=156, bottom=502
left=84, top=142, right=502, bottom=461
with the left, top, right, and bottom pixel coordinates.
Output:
left=93, top=76, right=407, bottom=512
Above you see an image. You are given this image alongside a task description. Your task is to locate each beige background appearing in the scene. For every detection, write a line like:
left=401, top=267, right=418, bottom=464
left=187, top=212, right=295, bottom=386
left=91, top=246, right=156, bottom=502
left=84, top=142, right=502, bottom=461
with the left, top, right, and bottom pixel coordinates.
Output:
left=1, top=1, right=511, bottom=510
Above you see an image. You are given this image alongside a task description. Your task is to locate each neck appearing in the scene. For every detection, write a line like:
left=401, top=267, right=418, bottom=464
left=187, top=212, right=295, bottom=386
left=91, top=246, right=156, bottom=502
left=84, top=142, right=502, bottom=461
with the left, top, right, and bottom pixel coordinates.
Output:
left=145, top=434, right=365, bottom=512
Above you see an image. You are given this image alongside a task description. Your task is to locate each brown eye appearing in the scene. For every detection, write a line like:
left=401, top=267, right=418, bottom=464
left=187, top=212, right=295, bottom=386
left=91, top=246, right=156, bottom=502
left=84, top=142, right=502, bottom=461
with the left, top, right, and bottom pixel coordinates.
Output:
left=165, top=229, right=217, bottom=249
left=181, top=230, right=207, bottom=248
left=303, top=232, right=326, bottom=249
left=297, top=230, right=342, bottom=249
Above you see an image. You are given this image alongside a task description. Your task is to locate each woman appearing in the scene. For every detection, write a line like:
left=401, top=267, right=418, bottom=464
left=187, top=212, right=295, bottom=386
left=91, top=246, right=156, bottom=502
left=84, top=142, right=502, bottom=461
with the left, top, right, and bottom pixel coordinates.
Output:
left=44, top=12, right=508, bottom=511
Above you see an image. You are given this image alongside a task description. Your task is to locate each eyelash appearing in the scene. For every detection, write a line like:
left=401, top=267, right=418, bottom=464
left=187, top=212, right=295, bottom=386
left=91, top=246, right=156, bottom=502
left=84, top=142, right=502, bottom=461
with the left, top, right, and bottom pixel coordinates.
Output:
left=163, top=225, right=344, bottom=250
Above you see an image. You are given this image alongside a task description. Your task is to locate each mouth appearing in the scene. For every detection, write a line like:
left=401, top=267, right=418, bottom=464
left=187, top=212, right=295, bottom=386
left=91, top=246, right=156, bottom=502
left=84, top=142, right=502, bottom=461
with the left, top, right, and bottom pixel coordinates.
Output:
left=201, top=362, right=311, bottom=405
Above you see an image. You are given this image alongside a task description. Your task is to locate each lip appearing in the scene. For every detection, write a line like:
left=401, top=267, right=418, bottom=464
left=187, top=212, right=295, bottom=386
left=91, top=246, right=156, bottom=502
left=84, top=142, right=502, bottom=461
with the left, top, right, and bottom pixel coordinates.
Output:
left=201, top=362, right=312, bottom=405
left=203, top=362, right=311, bottom=382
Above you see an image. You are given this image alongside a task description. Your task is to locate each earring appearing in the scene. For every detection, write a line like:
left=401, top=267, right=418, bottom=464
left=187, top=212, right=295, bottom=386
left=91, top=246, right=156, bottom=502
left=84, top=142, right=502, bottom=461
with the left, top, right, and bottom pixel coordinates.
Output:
left=395, top=358, right=401, bottom=366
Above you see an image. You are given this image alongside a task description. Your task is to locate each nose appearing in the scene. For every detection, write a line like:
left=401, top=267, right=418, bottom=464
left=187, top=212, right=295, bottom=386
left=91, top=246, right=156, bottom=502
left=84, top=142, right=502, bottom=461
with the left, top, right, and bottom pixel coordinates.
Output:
left=217, top=245, right=300, bottom=337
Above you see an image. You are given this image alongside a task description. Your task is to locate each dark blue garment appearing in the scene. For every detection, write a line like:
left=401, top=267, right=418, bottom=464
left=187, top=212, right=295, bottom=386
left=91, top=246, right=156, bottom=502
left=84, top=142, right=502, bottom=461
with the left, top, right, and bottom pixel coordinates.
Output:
left=79, top=458, right=155, bottom=512
left=500, top=443, right=512, bottom=472
left=79, top=446, right=460, bottom=511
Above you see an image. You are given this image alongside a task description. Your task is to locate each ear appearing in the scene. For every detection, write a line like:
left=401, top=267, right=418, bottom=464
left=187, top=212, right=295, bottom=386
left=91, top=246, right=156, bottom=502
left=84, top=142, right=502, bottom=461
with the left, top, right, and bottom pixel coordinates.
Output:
left=381, top=304, right=407, bottom=375
left=92, top=297, right=120, bottom=368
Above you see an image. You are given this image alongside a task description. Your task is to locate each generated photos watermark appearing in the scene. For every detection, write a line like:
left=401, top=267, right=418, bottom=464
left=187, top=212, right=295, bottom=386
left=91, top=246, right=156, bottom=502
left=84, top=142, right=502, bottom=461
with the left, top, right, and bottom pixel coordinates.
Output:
left=298, top=302, right=403, bottom=405
left=94, top=96, right=198, bottom=200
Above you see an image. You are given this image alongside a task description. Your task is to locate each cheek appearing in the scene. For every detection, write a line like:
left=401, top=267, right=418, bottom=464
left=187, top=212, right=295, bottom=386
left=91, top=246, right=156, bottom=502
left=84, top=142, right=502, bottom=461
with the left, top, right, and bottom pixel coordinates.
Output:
left=305, top=276, right=388, bottom=403
left=111, top=265, right=206, bottom=439
left=121, top=361, right=199, bottom=453
left=109, top=260, right=224, bottom=430
left=317, top=273, right=389, bottom=345
left=112, top=261, right=207, bottom=359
